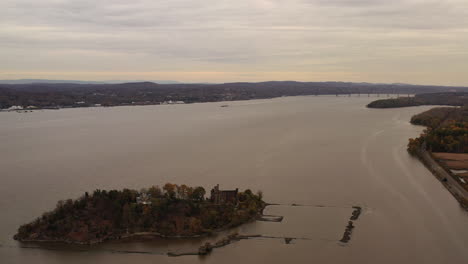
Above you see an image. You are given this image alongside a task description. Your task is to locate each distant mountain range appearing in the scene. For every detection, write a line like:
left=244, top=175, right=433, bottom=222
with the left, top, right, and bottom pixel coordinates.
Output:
left=0, top=79, right=181, bottom=85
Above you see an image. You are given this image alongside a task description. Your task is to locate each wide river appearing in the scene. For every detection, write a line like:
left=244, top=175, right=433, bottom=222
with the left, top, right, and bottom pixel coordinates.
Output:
left=1, top=96, right=467, bottom=263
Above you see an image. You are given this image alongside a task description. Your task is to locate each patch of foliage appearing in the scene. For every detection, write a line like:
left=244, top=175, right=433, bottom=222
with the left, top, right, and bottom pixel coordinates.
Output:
left=408, top=107, right=468, bottom=154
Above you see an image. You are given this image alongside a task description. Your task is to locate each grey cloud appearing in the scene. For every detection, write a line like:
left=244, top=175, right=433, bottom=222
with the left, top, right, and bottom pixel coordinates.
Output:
left=1, top=0, right=468, bottom=84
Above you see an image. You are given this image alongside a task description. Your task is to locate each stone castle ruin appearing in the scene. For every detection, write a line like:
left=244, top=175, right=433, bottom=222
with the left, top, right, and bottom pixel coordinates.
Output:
left=210, top=184, right=238, bottom=204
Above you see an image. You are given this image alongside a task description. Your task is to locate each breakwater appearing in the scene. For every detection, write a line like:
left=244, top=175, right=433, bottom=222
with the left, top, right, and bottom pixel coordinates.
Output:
left=339, top=206, right=362, bottom=243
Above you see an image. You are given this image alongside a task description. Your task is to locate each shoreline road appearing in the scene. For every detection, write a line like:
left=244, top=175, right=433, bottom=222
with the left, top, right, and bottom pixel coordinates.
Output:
left=419, top=145, right=468, bottom=207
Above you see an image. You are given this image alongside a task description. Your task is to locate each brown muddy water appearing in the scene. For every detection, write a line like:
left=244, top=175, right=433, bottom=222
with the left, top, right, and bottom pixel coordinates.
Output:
left=1, top=96, right=467, bottom=263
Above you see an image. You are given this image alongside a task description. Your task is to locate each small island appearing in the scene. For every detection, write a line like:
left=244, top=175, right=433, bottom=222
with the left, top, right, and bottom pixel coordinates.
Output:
left=14, top=184, right=265, bottom=245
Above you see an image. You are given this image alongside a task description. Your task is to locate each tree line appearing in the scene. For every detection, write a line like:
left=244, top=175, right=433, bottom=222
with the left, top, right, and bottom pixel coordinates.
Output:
left=408, top=107, right=468, bottom=154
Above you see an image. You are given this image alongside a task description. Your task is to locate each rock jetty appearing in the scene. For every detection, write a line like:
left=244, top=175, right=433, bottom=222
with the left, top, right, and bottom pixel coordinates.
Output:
left=339, top=206, right=362, bottom=243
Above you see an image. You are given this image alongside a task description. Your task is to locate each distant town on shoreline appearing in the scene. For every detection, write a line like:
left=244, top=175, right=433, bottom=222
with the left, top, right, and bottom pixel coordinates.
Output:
left=1, top=80, right=468, bottom=110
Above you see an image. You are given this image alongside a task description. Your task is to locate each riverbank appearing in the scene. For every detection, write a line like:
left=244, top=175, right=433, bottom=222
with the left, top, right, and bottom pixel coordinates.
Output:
left=413, top=145, right=468, bottom=210
left=404, top=106, right=468, bottom=209
left=16, top=231, right=208, bottom=245
left=16, top=225, right=251, bottom=246
left=3, top=81, right=466, bottom=111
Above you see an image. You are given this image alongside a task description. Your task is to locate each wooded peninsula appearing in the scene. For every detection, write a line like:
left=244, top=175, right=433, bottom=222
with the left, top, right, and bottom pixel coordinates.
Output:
left=367, top=92, right=468, bottom=108
left=407, top=106, right=468, bottom=154
left=14, top=184, right=265, bottom=245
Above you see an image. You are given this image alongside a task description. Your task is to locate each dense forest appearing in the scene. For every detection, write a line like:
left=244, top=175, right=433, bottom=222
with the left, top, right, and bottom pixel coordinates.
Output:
left=408, top=107, right=468, bottom=154
left=367, top=92, right=468, bottom=108
left=14, top=184, right=265, bottom=244
left=1, top=81, right=467, bottom=109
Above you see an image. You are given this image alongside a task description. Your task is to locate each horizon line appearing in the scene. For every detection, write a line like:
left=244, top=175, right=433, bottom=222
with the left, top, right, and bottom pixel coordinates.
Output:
left=1, top=79, right=468, bottom=88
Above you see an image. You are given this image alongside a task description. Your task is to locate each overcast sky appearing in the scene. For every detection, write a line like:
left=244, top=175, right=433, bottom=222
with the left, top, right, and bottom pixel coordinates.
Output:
left=1, top=0, right=468, bottom=85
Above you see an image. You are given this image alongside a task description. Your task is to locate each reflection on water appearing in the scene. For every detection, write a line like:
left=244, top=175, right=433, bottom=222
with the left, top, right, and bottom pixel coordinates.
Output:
left=1, top=96, right=468, bottom=263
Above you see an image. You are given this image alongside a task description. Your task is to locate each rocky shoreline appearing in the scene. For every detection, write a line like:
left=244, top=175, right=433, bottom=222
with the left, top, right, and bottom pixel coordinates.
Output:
left=14, top=216, right=264, bottom=245
left=15, top=231, right=208, bottom=245
left=15, top=202, right=268, bottom=246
